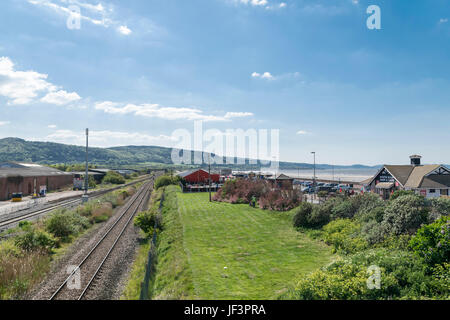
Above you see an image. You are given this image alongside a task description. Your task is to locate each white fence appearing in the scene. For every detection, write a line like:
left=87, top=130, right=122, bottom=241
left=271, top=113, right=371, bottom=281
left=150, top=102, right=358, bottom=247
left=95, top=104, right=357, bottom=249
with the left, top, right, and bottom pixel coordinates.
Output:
left=0, top=198, right=48, bottom=216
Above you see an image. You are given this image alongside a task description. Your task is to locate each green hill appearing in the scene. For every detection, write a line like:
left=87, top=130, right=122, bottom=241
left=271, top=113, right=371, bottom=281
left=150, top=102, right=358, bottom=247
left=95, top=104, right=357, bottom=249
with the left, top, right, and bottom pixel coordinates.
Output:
left=0, top=137, right=380, bottom=170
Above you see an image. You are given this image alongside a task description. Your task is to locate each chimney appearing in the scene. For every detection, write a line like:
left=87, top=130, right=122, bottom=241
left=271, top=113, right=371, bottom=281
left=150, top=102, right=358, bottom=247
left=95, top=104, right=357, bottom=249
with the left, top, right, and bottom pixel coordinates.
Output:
left=410, top=155, right=422, bottom=166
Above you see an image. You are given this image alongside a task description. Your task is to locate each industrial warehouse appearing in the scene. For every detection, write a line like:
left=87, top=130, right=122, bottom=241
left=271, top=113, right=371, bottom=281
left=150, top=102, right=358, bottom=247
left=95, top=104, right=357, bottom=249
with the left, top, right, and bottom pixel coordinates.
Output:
left=366, top=155, right=450, bottom=199
left=0, top=162, right=72, bottom=201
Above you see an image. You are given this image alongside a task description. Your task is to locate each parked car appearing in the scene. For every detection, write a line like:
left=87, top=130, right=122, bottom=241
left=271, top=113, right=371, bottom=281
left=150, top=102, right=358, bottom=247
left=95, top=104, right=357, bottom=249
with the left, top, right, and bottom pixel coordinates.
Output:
left=302, top=186, right=315, bottom=193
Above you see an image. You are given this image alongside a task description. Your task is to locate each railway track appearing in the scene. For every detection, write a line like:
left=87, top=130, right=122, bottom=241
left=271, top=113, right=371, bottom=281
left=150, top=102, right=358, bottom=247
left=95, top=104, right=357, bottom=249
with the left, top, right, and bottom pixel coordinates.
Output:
left=0, top=176, right=150, bottom=230
left=48, top=180, right=153, bottom=300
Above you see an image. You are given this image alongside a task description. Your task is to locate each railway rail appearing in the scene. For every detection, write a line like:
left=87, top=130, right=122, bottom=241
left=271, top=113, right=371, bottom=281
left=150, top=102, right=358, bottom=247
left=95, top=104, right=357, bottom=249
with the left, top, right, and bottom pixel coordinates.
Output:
left=48, top=180, right=153, bottom=300
left=0, top=176, right=150, bottom=230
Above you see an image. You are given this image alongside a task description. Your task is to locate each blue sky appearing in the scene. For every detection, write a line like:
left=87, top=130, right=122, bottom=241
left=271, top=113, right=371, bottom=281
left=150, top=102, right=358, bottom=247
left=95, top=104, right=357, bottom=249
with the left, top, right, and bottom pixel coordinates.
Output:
left=0, top=0, right=449, bottom=165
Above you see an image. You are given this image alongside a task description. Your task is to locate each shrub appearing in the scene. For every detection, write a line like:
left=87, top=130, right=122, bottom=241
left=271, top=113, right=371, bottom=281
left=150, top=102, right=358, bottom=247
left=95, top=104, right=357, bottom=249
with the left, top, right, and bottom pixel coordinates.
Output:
left=216, top=179, right=300, bottom=211
left=281, top=248, right=445, bottom=300
left=134, top=209, right=161, bottom=237
left=351, top=193, right=385, bottom=216
left=90, top=202, right=113, bottom=223
left=331, top=200, right=355, bottom=220
left=390, top=190, right=416, bottom=200
left=309, top=206, right=332, bottom=228
left=45, top=210, right=90, bottom=241
left=102, top=171, right=126, bottom=185
left=428, top=198, right=450, bottom=223
left=14, top=229, right=57, bottom=253
left=293, top=203, right=330, bottom=229
left=293, top=203, right=313, bottom=228
left=155, top=175, right=180, bottom=189
left=361, top=220, right=388, bottom=245
left=323, top=219, right=368, bottom=254
left=409, top=216, right=450, bottom=267
left=356, top=206, right=385, bottom=224
left=381, top=194, right=429, bottom=236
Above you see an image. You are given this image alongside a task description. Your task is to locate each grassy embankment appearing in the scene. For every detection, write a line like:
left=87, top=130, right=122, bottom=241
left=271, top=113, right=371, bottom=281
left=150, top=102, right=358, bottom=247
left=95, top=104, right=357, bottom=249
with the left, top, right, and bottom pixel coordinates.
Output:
left=125, top=185, right=334, bottom=300
left=0, top=183, right=141, bottom=300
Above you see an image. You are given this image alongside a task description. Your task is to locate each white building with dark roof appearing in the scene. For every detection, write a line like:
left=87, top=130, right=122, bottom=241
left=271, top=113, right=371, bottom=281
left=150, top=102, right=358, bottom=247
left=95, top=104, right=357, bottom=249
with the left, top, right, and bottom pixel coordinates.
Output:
left=366, top=155, right=450, bottom=199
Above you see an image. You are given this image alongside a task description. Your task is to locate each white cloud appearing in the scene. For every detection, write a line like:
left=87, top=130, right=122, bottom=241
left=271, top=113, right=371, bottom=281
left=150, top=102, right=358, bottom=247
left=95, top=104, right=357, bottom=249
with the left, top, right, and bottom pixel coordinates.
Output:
left=45, top=129, right=178, bottom=147
left=279, top=2, right=287, bottom=8
left=41, top=90, right=81, bottom=105
left=224, top=112, right=254, bottom=119
left=94, top=101, right=253, bottom=122
left=0, top=56, right=81, bottom=105
left=251, top=71, right=274, bottom=80
left=118, top=25, right=132, bottom=35
left=48, top=124, right=57, bottom=129
left=296, top=130, right=309, bottom=135
left=439, top=18, right=448, bottom=24
left=239, top=0, right=268, bottom=6
left=0, top=121, right=10, bottom=126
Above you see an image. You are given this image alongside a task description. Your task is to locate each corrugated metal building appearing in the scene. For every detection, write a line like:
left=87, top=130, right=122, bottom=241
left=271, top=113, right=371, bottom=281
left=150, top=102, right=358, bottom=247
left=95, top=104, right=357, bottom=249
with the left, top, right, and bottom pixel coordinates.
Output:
left=0, top=162, right=73, bottom=201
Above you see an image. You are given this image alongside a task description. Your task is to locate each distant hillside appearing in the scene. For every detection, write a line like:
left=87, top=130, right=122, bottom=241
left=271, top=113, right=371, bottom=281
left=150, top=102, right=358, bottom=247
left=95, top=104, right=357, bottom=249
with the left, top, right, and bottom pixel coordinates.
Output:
left=0, top=137, right=380, bottom=170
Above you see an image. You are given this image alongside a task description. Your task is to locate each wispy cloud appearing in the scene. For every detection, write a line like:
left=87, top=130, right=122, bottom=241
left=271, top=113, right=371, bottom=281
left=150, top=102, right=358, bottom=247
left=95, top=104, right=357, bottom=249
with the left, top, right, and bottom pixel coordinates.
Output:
left=0, top=56, right=80, bottom=105
left=439, top=18, right=448, bottom=24
left=27, top=0, right=133, bottom=36
left=0, top=121, right=11, bottom=126
left=296, top=130, right=310, bottom=135
left=94, top=101, right=254, bottom=122
left=251, top=71, right=301, bottom=81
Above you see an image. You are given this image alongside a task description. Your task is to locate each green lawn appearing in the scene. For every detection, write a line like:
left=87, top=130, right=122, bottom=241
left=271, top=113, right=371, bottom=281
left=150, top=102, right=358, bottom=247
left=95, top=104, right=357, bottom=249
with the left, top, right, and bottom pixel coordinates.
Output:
left=178, top=192, right=335, bottom=299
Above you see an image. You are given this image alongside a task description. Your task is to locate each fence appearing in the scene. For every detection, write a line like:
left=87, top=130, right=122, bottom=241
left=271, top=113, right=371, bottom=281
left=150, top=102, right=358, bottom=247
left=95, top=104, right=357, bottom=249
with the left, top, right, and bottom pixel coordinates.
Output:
left=139, top=191, right=165, bottom=300
left=0, top=198, right=48, bottom=216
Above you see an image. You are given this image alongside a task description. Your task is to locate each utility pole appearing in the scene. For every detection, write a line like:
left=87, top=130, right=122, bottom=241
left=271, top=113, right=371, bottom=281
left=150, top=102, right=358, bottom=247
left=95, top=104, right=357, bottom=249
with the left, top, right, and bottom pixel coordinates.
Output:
left=208, top=153, right=212, bottom=202
left=82, top=128, right=89, bottom=203
left=311, top=151, right=316, bottom=203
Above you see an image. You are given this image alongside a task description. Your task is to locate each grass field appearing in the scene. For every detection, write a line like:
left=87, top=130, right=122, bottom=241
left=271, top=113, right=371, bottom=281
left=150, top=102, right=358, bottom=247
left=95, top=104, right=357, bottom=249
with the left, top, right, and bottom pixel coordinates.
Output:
left=177, top=192, right=335, bottom=300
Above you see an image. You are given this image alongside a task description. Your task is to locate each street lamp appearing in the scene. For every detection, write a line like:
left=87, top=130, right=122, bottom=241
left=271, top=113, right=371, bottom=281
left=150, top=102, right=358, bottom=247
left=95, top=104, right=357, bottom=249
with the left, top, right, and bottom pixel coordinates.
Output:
left=311, top=152, right=316, bottom=187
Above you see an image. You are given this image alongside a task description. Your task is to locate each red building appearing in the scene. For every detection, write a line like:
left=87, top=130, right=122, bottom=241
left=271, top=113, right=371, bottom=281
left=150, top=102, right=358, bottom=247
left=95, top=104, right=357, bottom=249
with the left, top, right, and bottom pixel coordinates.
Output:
left=178, top=169, right=220, bottom=184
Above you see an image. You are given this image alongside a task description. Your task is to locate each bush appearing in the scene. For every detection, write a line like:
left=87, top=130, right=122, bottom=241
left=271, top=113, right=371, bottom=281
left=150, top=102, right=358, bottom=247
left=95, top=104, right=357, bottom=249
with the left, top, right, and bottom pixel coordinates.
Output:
left=215, top=179, right=301, bottom=211
left=381, top=195, right=429, bottom=236
left=428, top=198, right=450, bottom=223
left=361, top=220, right=388, bottom=245
left=90, top=202, right=113, bottom=223
left=351, top=193, right=385, bottom=216
left=390, top=190, right=416, bottom=200
left=323, top=219, right=368, bottom=254
left=356, top=206, right=385, bottom=224
left=293, top=203, right=313, bottom=228
left=45, top=210, right=90, bottom=242
left=281, top=248, right=446, bottom=300
left=155, top=175, right=180, bottom=189
left=409, top=216, right=450, bottom=267
left=135, top=209, right=161, bottom=237
left=331, top=200, right=355, bottom=220
left=293, top=203, right=330, bottom=229
left=102, top=171, right=126, bottom=185
left=14, top=228, right=57, bottom=253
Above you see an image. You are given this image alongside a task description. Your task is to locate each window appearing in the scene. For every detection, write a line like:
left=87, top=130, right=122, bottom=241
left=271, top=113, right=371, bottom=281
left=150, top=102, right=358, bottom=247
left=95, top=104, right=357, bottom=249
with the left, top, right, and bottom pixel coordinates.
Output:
left=442, top=189, right=449, bottom=196
left=429, top=189, right=436, bottom=193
